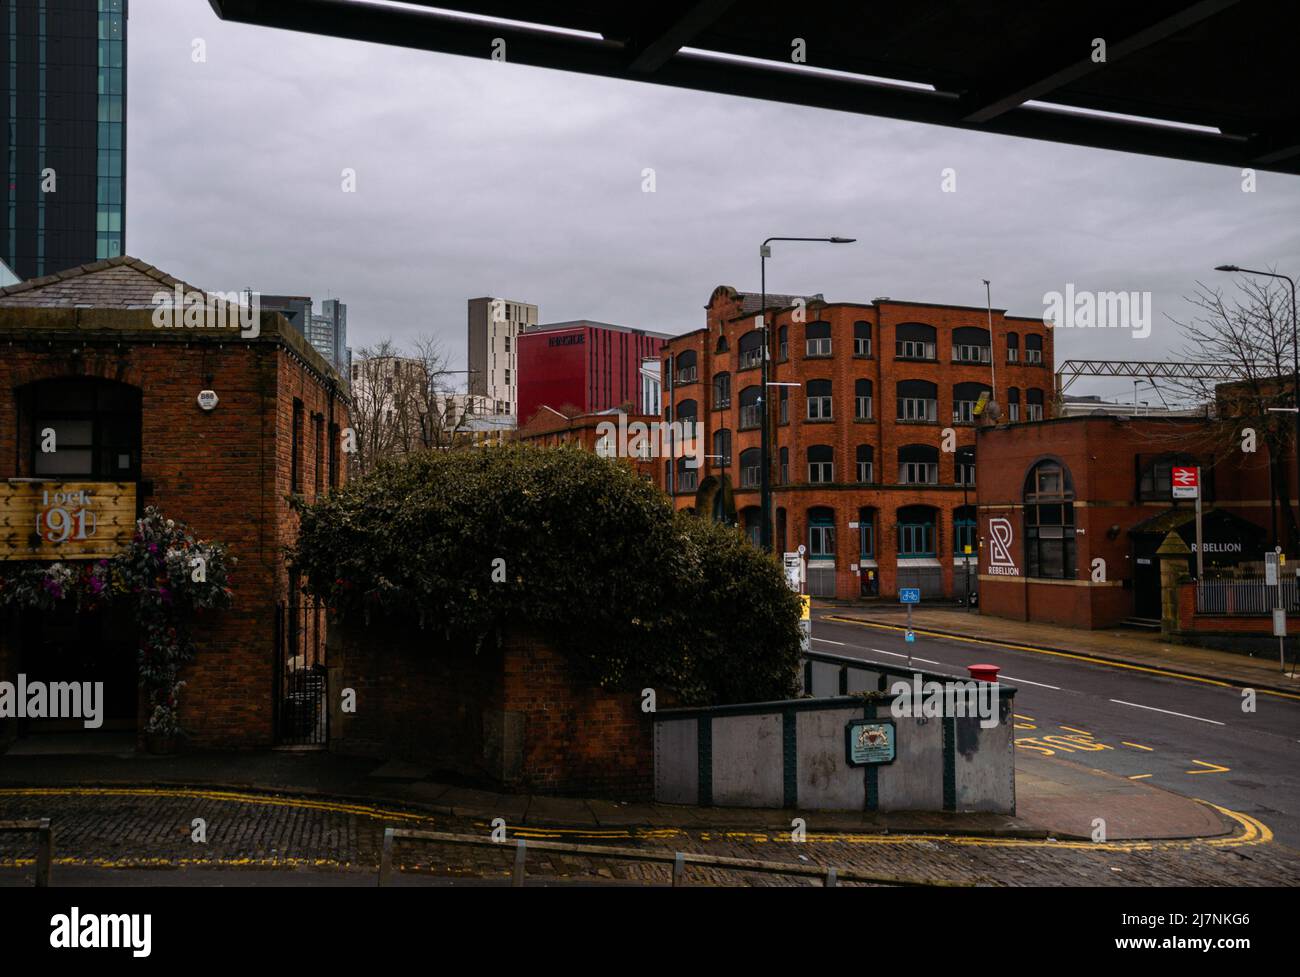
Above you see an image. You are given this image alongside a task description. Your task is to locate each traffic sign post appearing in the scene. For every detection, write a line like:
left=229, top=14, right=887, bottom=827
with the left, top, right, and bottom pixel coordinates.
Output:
left=900, top=588, right=920, bottom=666
left=1172, top=466, right=1202, bottom=580
left=1267, top=550, right=1286, bottom=672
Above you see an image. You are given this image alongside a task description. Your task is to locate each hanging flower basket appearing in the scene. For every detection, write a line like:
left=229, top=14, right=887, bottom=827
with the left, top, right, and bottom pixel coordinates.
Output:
left=0, top=507, right=234, bottom=745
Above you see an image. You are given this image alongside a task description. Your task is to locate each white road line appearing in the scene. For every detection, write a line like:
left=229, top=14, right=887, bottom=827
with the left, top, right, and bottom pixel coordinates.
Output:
left=812, top=637, right=845, bottom=646
left=1000, top=675, right=1061, bottom=690
left=862, top=647, right=940, bottom=665
left=1109, top=699, right=1225, bottom=726
left=871, top=648, right=908, bottom=658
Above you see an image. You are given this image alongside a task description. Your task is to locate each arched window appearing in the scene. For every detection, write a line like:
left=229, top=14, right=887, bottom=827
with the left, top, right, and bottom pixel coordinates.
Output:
left=895, top=322, right=937, bottom=360
left=738, top=330, right=763, bottom=369
left=809, top=506, right=836, bottom=558
left=778, top=325, right=789, bottom=361
left=739, top=385, right=762, bottom=429
left=898, top=444, right=939, bottom=484
left=676, top=350, right=698, bottom=384
left=952, top=326, right=991, bottom=364
left=779, top=446, right=789, bottom=483
left=856, top=445, right=874, bottom=483
left=806, top=379, right=832, bottom=420
left=712, top=371, right=731, bottom=408
left=953, top=504, right=977, bottom=554
left=853, top=321, right=871, bottom=357
left=712, top=429, right=732, bottom=466
left=1007, top=386, right=1021, bottom=422
left=25, top=377, right=142, bottom=479
left=855, top=379, right=873, bottom=420
left=1024, top=459, right=1076, bottom=579
left=740, top=447, right=762, bottom=487
left=808, top=444, right=834, bottom=483
left=897, top=505, right=937, bottom=557
left=1006, top=332, right=1020, bottom=363
left=715, top=333, right=729, bottom=353
left=675, top=456, right=698, bottom=493
left=675, top=399, right=697, bottom=424
left=953, top=381, right=990, bottom=424
left=779, top=385, right=790, bottom=424
left=897, top=379, right=938, bottom=422
left=805, top=320, right=832, bottom=357
left=1025, top=333, right=1044, bottom=364
left=1026, top=388, right=1045, bottom=421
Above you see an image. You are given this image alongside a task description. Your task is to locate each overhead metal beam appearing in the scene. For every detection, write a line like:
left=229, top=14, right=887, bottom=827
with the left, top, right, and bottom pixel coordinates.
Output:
left=622, top=0, right=738, bottom=74
left=206, top=0, right=1300, bottom=176
left=1055, top=359, right=1242, bottom=395
left=961, top=0, right=1242, bottom=123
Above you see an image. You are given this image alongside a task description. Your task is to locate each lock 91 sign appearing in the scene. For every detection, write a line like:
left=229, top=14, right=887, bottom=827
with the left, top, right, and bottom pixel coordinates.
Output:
left=0, top=482, right=136, bottom=560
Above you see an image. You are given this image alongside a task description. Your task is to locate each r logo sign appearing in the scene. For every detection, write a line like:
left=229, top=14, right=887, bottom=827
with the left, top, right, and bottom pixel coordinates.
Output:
left=987, top=517, right=1018, bottom=575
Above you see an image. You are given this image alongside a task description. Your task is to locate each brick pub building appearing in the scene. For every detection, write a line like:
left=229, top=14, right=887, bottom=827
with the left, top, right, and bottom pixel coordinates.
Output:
left=976, top=413, right=1275, bottom=630
left=659, top=285, right=1053, bottom=599
left=0, top=256, right=349, bottom=749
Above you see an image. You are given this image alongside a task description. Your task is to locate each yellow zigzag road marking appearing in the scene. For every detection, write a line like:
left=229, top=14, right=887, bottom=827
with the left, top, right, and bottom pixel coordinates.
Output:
left=822, top=615, right=1300, bottom=702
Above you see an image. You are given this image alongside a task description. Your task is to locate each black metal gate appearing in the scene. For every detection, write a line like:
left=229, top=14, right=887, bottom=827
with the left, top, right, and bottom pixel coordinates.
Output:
left=274, top=596, right=328, bottom=746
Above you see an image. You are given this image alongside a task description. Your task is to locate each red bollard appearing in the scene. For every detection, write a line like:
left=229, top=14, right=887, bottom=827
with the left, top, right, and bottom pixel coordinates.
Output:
left=968, top=663, right=1000, bottom=683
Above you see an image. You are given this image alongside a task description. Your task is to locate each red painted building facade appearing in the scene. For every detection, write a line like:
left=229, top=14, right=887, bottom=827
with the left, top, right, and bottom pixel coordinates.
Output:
left=516, top=320, right=669, bottom=425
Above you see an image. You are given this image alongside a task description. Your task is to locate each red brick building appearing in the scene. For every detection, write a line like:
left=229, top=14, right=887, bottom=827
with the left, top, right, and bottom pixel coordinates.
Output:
left=0, top=256, right=349, bottom=749
left=976, top=414, right=1276, bottom=629
left=516, top=320, right=669, bottom=426
left=514, top=405, right=660, bottom=482
left=659, top=285, right=1053, bottom=599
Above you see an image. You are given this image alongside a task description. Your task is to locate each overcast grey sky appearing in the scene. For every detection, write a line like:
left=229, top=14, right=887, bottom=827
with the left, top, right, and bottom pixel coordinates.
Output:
left=130, top=2, right=1300, bottom=401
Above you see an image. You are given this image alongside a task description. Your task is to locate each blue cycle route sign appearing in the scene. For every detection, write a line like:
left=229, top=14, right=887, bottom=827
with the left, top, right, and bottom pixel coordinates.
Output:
left=899, top=588, right=921, bottom=604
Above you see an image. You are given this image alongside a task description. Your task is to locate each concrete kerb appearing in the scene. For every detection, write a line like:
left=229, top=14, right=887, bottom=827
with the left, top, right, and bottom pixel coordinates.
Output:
left=826, top=613, right=1300, bottom=698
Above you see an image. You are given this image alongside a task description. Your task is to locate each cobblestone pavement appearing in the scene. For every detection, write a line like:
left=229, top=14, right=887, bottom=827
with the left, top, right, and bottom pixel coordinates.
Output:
left=1, top=786, right=1297, bottom=886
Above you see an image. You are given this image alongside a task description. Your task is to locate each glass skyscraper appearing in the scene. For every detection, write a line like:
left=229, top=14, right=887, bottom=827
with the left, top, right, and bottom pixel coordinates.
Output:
left=1, top=0, right=126, bottom=281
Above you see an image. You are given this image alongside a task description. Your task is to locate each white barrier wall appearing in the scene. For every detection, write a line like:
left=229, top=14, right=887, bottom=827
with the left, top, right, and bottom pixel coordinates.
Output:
left=653, top=651, right=1016, bottom=814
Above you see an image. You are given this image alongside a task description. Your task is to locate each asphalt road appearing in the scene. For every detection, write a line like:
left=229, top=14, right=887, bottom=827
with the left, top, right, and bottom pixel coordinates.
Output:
left=810, top=608, right=1300, bottom=848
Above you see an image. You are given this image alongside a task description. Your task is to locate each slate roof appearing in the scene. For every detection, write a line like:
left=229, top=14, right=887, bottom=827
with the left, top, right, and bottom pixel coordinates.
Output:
left=0, top=255, right=211, bottom=309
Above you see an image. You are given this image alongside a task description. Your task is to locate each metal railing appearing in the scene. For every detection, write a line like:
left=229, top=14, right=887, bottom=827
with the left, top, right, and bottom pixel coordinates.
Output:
left=378, top=827, right=969, bottom=887
left=1196, top=577, right=1300, bottom=616
left=0, top=818, right=53, bottom=886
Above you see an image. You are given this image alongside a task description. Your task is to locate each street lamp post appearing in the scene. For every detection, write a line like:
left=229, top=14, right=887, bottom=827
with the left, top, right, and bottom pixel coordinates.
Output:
left=759, top=236, right=855, bottom=554
left=1216, top=265, right=1299, bottom=552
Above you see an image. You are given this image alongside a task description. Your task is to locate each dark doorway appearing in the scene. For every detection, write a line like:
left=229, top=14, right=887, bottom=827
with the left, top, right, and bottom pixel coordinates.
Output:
left=16, top=605, right=138, bottom=734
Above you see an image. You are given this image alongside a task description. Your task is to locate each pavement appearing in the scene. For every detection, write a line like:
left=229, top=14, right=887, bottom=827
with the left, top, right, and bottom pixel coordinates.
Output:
left=822, top=602, right=1300, bottom=695
left=0, top=748, right=1295, bottom=887
left=0, top=744, right=1239, bottom=842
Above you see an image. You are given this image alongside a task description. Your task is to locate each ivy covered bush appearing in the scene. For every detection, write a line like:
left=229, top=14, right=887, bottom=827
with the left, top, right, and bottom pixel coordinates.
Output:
left=289, top=444, right=802, bottom=705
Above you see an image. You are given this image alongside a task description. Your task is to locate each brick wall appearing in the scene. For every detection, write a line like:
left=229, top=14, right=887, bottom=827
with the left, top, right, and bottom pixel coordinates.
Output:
left=659, top=286, right=1054, bottom=599
left=0, top=304, right=348, bottom=748
left=1170, top=581, right=1300, bottom=654
left=330, top=618, right=653, bottom=799
left=977, top=416, right=1275, bottom=629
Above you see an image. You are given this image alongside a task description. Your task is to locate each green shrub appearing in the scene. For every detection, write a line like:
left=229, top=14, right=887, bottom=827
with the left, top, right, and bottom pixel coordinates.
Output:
left=289, top=444, right=801, bottom=705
